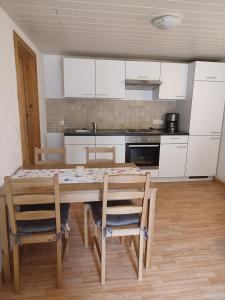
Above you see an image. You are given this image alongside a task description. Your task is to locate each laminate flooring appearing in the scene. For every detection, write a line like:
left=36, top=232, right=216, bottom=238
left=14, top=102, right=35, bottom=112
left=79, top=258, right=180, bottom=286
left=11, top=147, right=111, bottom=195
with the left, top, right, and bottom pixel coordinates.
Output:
left=1, top=181, right=225, bottom=300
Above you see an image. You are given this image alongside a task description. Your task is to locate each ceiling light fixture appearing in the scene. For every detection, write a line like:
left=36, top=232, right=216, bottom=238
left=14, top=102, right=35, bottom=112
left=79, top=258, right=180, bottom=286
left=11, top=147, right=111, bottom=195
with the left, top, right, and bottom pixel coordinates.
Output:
left=151, top=15, right=181, bottom=30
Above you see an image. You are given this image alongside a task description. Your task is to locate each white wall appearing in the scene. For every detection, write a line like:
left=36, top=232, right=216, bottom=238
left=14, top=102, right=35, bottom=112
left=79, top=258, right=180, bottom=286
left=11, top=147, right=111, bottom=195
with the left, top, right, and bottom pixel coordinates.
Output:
left=216, top=112, right=225, bottom=182
left=0, top=6, right=46, bottom=271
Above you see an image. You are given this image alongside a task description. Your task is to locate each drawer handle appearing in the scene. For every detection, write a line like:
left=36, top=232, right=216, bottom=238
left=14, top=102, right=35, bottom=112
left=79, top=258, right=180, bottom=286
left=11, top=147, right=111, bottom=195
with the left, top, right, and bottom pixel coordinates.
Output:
left=211, top=131, right=220, bottom=134
left=175, top=95, right=185, bottom=98
left=210, top=137, right=220, bottom=140
left=206, top=76, right=216, bottom=79
left=83, top=93, right=93, bottom=96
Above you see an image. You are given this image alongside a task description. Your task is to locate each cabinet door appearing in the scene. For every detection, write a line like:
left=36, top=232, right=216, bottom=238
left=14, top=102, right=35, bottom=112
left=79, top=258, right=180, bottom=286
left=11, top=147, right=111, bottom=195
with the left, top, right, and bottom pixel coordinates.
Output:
left=186, top=136, right=220, bottom=176
left=95, top=145, right=125, bottom=163
left=66, top=145, right=94, bottom=164
left=96, top=60, right=125, bottom=98
left=126, top=61, right=160, bottom=80
left=159, top=63, right=188, bottom=100
left=194, top=61, right=225, bottom=81
left=63, top=58, right=95, bottom=98
left=159, top=144, right=187, bottom=177
left=190, top=81, right=225, bottom=135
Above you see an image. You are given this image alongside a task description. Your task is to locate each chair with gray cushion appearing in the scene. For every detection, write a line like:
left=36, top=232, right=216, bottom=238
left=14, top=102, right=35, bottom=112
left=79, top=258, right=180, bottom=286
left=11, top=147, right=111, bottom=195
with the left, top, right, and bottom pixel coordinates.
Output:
left=87, top=172, right=151, bottom=284
left=4, top=175, right=70, bottom=293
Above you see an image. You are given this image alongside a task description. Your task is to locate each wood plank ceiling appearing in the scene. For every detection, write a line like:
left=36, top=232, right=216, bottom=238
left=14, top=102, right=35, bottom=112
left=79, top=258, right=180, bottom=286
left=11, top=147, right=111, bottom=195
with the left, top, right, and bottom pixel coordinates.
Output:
left=1, top=0, right=225, bottom=61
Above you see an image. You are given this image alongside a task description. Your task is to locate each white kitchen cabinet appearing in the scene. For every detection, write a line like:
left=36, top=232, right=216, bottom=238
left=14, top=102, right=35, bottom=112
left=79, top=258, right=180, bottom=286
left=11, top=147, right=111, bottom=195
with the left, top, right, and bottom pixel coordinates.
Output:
left=95, top=144, right=125, bottom=163
left=126, top=61, right=160, bottom=80
left=63, top=58, right=95, bottom=98
left=189, top=81, right=225, bottom=135
left=95, top=135, right=125, bottom=163
left=64, top=135, right=95, bottom=164
left=159, top=136, right=188, bottom=177
left=159, top=63, right=188, bottom=100
left=186, top=136, right=220, bottom=177
left=194, top=61, right=225, bottom=81
left=95, top=60, right=125, bottom=99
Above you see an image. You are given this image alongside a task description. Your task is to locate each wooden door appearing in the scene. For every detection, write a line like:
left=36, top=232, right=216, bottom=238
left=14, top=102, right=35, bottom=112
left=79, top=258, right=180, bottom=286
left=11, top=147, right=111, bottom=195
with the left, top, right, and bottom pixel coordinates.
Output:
left=14, top=32, right=41, bottom=167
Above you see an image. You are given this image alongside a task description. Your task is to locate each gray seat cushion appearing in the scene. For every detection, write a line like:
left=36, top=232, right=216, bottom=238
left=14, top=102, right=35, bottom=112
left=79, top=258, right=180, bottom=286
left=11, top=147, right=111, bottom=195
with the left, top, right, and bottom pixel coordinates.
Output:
left=90, top=201, right=140, bottom=227
left=17, top=203, right=70, bottom=234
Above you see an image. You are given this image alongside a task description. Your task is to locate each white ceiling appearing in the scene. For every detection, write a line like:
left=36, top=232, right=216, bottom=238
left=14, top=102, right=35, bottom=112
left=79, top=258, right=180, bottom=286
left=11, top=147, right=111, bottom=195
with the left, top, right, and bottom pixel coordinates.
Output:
left=1, top=0, right=225, bottom=61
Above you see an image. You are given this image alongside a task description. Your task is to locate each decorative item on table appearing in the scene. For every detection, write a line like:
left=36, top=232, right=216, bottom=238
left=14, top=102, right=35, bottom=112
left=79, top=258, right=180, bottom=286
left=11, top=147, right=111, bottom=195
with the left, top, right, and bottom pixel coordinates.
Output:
left=76, top=166, right=85, bottom=177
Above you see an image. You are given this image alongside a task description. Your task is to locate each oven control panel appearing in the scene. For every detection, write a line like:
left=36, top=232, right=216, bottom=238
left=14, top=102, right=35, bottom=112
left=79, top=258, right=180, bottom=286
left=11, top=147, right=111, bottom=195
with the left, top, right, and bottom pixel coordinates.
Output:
left=125, top=135, right=160, bottom=144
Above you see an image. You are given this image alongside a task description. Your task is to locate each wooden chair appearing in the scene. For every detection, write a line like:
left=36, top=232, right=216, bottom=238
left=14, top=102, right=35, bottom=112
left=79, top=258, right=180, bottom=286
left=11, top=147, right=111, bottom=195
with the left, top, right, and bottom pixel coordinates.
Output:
left=84, top=146, right=116, bottom=246
left=86, top=172, right=151, bottom=284
left=86, top=147, right=116, bottom=164
left=4, top=175, right=70, bottom=293
left=34, top=147, right=66, bottom=166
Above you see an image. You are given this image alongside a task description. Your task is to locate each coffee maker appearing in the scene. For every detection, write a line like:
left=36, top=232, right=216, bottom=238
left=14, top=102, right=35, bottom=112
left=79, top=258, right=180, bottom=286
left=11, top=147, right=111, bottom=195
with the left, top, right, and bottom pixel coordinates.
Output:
left=165, top=113, right=179, bottom=133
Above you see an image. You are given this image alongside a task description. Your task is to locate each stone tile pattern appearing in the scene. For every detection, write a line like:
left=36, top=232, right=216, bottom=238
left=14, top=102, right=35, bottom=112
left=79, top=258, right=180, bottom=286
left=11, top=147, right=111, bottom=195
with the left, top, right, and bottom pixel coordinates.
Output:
left=46, top=98, right=176, bottom=132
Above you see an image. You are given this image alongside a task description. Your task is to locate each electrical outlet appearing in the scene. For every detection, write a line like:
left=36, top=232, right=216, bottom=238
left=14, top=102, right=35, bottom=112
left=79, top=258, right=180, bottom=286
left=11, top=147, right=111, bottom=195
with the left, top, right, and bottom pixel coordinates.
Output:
left=59, top=120, right=64, bottom=126
left=153, top=119, right=164, bottom=125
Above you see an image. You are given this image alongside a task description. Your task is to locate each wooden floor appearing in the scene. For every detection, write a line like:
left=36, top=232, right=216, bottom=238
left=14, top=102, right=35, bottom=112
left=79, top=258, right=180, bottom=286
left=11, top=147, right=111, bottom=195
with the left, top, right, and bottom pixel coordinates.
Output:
left=1, top=181, right=225, bottom=300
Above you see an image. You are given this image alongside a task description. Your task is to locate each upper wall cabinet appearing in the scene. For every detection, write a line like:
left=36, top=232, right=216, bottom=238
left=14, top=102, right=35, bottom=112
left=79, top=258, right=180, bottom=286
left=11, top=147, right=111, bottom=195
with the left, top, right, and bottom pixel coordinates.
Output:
left=63, top=58, right=95, bottom=98
left=126, top=61, right=160, bottom=80
left=159, top=63, right=188, bottom=100
left=96, top=59, right=125, bottom=99
left=194, top=61, right=225, bottom=81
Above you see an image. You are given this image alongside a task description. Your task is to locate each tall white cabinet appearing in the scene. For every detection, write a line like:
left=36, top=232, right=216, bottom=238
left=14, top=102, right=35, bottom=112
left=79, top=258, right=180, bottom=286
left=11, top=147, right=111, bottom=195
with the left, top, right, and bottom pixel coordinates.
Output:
left=177, top=61, right=225, bottom=177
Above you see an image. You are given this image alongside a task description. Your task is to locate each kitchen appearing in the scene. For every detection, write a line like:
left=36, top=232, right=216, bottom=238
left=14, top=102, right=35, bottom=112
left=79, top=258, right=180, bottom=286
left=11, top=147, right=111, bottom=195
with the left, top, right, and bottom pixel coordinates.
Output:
left=1, top=1, right=225, bottom=299
left=45, top=57, right=223, bottom=180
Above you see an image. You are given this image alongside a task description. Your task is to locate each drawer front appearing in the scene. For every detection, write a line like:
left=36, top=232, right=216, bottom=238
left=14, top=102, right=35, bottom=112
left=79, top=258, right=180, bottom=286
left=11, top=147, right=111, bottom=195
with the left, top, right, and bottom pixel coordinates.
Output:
left=161, top=135, right=188, bottom=144
left=95, top=136, right=125, bottom=145
left=64, top=136, right=95, bottom=145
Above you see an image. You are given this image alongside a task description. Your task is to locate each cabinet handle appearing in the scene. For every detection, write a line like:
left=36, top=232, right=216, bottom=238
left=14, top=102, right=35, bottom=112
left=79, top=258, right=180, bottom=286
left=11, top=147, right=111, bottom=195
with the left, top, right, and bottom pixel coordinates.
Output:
left=138, top=75, right=148, bottom=79
left=210, top=137, right=220, bottom=140
left=169, top=137, right=180, bottom=140
left=96, top=93, right=107, bottom=96
left=175, top=95, right=185, bottom=98
left=83, top=93, right=93, bottom=96
left=206, top=76, right=216, bottom=79
left=211, top=131, right=220, bottom=134
left=177, top=145, right=187, bottom=149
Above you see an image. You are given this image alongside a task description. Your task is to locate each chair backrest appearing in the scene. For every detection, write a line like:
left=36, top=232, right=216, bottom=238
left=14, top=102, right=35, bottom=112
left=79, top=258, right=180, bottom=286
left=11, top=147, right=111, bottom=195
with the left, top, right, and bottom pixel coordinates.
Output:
left=4, top=175, right=61, bottom=236
left=34, top=147, right=66, bottom=166
left=86, top=147, right=116, bottom=164
left=102, top=173, right=151, bottom=229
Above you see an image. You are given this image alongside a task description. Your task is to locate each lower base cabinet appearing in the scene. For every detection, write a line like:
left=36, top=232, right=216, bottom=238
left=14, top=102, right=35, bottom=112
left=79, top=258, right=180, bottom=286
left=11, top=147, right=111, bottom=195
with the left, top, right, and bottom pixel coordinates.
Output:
left=66, top=144, right=94, bottom=164
left=185, top=136, right=220, bottom=177
left=159, top=143, right=188, bottom=177
left=95, top=144, right=125, bottom=163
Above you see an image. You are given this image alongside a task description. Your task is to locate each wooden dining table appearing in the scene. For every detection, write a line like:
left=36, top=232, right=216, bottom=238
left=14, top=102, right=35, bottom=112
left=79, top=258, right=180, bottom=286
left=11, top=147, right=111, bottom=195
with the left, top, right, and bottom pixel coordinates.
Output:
left=0, top=163, right=157, bottom=284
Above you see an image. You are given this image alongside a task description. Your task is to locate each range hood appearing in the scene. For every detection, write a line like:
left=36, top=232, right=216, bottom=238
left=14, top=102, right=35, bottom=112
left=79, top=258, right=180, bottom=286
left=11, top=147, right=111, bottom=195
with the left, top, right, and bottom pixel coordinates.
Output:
left=125, top=79, right=162, bottom=90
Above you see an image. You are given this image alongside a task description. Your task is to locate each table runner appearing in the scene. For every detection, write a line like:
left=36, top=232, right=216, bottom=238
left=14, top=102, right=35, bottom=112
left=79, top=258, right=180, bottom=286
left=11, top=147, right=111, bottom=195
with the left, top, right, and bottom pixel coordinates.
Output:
left=13, top=167, right=145, bottom=184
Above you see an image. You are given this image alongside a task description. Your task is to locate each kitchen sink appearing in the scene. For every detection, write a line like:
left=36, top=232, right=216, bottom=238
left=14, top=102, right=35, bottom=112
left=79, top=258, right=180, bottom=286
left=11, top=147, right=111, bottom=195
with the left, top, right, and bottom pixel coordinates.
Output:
left=73, top=129, right=93, bottom=133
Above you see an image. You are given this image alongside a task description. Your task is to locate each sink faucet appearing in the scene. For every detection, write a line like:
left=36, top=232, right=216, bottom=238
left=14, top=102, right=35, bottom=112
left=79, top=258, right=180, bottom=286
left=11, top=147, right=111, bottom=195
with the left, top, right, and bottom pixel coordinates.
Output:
left=91, top=122, right=97, bottom=133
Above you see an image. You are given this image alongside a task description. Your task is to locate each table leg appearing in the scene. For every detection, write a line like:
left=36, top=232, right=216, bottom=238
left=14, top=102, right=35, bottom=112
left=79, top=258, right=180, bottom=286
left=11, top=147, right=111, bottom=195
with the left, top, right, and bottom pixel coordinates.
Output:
left=145, top=188, right=157, bottom=269
left=0, top=196, right=11, bottom=282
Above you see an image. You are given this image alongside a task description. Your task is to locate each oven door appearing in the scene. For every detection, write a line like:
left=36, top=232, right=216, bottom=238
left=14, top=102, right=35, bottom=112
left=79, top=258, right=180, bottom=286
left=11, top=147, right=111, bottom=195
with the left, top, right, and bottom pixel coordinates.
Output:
left=125, top=143, right=160, bottom=167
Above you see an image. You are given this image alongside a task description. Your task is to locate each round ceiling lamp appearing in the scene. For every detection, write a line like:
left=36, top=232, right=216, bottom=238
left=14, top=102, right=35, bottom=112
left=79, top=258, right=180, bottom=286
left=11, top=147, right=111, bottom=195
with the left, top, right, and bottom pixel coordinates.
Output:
left=151, top=15, right=181, bottom=29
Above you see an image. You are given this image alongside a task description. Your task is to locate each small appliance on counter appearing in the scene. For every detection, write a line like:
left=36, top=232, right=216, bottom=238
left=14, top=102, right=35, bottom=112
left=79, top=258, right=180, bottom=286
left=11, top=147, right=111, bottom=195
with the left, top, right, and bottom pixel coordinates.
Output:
left=165, top=113, right=179, bottom=133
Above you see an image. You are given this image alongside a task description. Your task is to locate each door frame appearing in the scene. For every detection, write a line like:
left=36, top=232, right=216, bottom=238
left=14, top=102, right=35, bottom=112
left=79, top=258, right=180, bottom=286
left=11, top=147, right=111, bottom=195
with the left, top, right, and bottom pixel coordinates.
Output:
left=13, top=32, right=41, bottom=167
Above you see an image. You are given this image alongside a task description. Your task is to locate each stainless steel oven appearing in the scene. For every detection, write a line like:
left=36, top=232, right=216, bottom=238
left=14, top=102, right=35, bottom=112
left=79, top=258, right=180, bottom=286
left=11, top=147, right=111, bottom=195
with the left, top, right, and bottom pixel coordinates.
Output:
left=125, top=136, right=160, bottom=167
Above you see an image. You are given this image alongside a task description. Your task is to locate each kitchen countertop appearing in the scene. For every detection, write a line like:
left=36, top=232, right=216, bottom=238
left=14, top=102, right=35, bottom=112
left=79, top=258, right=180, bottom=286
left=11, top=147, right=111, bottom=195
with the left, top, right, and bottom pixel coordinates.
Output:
left=64, top=128, right=189, bottom=136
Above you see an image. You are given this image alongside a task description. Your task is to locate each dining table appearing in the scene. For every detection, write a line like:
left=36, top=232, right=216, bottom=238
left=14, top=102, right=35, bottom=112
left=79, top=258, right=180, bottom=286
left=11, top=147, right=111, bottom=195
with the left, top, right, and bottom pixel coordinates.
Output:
left=0, top=162, right=157, bottom=284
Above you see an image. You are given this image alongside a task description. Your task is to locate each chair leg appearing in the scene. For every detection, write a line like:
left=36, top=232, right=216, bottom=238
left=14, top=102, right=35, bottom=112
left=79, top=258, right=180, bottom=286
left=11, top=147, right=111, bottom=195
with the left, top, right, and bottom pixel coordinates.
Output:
left=56, top=239, right=62, bottom=288
left=13, top=244, right=20, bottom=293
left=83, top=203, right=90, bottom=247
left=101, top=232, right=106, bottom=285
left=138, top=231, right=144, bottom=281
left=62, top=231, right=69, bottom=258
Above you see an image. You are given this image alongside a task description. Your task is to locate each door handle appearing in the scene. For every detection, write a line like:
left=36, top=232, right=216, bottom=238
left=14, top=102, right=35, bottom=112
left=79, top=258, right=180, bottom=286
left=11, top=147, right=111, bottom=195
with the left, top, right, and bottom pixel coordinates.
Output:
left=128, top=145, right=159, bottom=148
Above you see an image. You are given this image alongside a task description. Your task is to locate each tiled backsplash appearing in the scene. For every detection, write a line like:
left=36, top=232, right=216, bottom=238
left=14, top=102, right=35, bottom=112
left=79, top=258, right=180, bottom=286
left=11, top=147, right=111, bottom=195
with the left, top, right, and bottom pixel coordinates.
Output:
left=46, top=98, right=177, bottom=132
